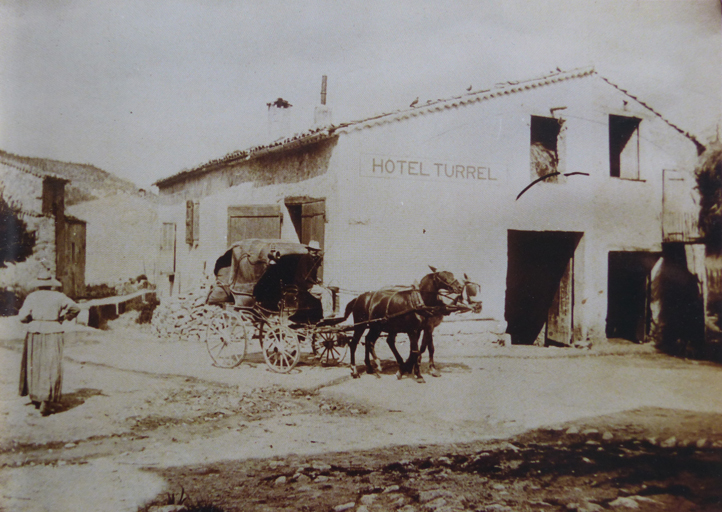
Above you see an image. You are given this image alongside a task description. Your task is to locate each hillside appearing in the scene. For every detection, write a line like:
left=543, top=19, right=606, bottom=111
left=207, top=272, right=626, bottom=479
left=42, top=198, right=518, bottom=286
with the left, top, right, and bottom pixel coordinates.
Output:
left=0, top=150, right=142, bottom=206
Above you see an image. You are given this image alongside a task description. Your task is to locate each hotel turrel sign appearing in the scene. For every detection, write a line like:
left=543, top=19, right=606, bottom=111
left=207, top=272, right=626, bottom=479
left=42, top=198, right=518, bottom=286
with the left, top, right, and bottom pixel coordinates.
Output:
left=361, top=153, right=506, bottom=184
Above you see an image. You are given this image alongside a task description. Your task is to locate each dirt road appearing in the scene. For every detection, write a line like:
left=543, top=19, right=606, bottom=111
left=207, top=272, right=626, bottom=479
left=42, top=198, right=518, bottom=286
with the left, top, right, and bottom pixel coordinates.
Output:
left=0, top=318, right=721, bottom=511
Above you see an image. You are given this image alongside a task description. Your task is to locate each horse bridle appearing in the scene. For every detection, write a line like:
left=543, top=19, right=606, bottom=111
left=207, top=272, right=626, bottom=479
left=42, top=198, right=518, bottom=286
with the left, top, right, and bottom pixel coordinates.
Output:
left=430, top=271, right=465, bottom=302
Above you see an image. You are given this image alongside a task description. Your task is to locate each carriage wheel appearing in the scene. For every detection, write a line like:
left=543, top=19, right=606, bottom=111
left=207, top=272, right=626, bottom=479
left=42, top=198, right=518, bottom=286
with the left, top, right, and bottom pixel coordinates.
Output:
left=205, top=308, right=250, bottom=368
left=262, top=324, right=301, bottom=373
left=312, top=331, right=349, bottom=366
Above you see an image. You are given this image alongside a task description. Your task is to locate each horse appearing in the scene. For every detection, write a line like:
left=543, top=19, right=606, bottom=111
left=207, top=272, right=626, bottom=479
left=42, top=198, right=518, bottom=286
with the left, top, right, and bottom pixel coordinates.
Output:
left=342, top=267, right=464, bottom=383
left=416, top=275, right=482, bottom=377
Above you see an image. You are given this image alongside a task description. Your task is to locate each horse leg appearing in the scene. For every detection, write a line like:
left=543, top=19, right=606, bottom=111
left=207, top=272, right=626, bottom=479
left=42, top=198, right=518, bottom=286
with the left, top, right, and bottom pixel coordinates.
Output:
left=349, top=327, right=365, bottom=379
left=407, top=331, right=425, bottom=383
left=364, top=329, right=382, bottom=377
left=422, top=327, right=441, bottom=377
left=384, top=332, right=405, bottom=379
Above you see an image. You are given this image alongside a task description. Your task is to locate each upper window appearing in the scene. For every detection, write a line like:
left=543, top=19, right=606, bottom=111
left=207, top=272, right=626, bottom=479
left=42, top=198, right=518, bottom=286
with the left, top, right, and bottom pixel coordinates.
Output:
left=530, top=115, right=564, bottom=182
left=609, top=115, right=641, bottom=179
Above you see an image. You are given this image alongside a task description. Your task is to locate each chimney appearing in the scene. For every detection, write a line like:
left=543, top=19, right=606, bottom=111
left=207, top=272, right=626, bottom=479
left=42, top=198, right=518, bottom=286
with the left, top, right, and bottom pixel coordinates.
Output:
left=314, top=75, right=333, bottom=128
left=267, top=97, right=293, bottom=141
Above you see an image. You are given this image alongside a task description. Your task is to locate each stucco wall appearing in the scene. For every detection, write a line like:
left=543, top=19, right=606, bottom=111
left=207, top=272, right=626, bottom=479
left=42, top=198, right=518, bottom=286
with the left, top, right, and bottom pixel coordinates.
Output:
left=156, top=137, right=340, bottom=297
left=67, top=194, right=160, bottom=286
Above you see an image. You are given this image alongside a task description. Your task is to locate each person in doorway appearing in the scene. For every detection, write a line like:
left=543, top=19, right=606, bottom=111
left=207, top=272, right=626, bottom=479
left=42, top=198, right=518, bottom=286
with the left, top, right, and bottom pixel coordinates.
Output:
left=18, top=274, right=80, bottom=416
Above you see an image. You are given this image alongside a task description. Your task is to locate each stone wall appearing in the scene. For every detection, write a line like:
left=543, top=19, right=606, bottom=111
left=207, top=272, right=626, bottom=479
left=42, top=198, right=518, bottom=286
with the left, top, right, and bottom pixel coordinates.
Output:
left=0, top=164, right=57, bottom=305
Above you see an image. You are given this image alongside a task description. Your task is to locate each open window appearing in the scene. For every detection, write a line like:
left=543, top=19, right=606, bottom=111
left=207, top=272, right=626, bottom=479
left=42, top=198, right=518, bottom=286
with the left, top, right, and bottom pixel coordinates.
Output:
left=609, top=115, right=641, bottom=179
left=530, top=116, right=564, bottom=182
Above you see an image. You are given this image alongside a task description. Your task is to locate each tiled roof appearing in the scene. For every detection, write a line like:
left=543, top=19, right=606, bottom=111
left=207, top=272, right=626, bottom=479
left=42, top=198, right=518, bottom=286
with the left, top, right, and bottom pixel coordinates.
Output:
left=154, top=66, right=703, bottom=187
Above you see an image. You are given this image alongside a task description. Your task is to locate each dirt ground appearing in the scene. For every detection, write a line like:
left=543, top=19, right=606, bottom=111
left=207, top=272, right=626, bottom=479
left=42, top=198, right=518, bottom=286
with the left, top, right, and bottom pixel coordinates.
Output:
left=0, top=314, right=721, bottom=512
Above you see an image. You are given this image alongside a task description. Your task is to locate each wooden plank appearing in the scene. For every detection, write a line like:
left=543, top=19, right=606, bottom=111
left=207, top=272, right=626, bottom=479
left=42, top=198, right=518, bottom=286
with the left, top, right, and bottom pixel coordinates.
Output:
left=227, top=204, right=282, bottom=244
left=546, top=256, right=573, bottom=345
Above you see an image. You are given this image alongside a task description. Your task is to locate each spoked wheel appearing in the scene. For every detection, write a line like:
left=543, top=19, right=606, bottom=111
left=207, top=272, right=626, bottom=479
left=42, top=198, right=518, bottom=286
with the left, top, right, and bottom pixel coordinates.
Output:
left=312, top=331, right=349, bottom=366
left=205, top=308, right=251, bottom=368
left=262, top=324, right=301, bottom=373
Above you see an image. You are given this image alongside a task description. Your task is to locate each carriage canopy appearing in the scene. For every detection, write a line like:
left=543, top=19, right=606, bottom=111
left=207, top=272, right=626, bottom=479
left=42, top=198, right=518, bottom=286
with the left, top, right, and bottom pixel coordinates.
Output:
left=207, top=239, right=323, bottom=312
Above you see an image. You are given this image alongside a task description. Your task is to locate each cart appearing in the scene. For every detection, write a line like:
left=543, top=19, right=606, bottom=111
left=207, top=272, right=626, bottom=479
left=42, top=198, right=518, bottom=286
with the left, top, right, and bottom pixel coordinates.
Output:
left=203, top=239, right=350, bottom=373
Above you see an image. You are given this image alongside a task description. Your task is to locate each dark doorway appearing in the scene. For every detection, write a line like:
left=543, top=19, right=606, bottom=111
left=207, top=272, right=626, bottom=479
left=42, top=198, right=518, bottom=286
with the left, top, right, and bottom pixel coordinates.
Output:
left=606, top=251, right=660, bottom=341
left=285, top=197, right=326, bottom=279
left=505, top=230, right=583, bottom=345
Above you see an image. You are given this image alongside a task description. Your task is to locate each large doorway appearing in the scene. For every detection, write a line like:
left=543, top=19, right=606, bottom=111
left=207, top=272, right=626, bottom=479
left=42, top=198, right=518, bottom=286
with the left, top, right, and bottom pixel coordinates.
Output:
left=606, top=251, right=660, bottom=342
left=505, top=230, right=583, bottom=345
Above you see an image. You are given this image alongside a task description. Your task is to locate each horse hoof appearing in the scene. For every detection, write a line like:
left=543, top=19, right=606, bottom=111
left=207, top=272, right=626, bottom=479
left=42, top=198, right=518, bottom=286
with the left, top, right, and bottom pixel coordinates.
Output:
left=431, top=369, right=441, bottom=378
left=374, top=372, right=381, bottom=379
left=396, top=371, right=402, bottom=380
left=415, top=376, right=426, bottom=384
left=351, top=372, right=360, bottom=379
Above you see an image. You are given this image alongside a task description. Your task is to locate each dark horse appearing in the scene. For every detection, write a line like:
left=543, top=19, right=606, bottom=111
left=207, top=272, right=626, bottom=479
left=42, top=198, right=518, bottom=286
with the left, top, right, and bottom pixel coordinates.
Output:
left=417, top=274, right=482, bottom=377
left=342, top=267, right=465, bottom=383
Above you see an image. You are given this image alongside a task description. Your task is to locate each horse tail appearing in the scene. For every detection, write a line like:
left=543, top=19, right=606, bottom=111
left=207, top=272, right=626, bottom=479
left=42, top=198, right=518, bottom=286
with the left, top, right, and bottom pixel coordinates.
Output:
left=343, top=297, right=357, bottom=322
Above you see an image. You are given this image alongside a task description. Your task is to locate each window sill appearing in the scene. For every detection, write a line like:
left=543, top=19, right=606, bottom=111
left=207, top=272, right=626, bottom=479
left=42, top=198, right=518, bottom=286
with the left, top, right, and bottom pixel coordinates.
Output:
left=610, top=177, right=646, bottom=183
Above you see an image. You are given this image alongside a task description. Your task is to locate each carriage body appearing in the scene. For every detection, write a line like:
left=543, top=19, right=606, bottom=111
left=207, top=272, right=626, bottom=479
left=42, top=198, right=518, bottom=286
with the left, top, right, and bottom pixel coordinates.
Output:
left=203, top=239, right=348, bottom=372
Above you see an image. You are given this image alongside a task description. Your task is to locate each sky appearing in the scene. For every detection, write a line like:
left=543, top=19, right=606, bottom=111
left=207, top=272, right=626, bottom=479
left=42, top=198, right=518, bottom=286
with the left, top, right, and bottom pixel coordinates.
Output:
left=0, top=0, right=720, bottom=189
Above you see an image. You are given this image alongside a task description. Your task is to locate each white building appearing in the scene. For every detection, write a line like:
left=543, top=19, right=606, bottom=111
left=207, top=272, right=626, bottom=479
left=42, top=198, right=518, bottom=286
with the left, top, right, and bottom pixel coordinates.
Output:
left=153, top=67, right=703, bottom=345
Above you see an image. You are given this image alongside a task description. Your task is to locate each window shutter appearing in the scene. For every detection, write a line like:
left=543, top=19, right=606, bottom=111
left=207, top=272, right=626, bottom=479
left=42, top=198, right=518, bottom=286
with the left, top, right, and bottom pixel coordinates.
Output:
left=186, top=201, right=199, bottom=244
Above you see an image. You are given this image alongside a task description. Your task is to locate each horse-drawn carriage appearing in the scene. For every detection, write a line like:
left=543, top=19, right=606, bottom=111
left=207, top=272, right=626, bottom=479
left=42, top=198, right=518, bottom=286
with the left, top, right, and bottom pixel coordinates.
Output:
left=203, top=238, right=482, bottom=379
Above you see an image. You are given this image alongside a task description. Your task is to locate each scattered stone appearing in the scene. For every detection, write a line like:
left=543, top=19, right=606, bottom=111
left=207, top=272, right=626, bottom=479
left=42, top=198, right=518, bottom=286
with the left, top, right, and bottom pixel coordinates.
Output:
left=357, top=506, right=369, bottom=512
left=572, top=502, right=604, bottom=512
left=492, top=483, right=506, bottom=491
left=360, top=494, right=377, bottom=506
left=661, top=436, right=677, bottom=448
left=333, top=502, right=355, bottom=512
left=696, top=438, right=707, bottom=448
left=646, top=437, right=657, bottom=446
left=713, top=440, right=722, bottom=448
left=609, top=496, right=639, bottom=509
left=422, top=497, right=447, bottom=510
left=566, top=426, right=580, bottom=434
left=295, top=474, right=311, bottom=484
left=274, top=476, right=287, bottom=486
left=64, top=442, right=76, bottom=448
left=398, top=506, right=417, bottom=512
left=482, top=505, right=512, bottom=512
left=436, top=456, right=452, bottom=465
left=582, top=457, right=594, bottom=464
left=383, top=485, right=401, bottom=493
left=581, top=429, right=599, bottom=435
left=147, top=505, right=188, bottom=512
left=602, top=431, right=614, bottom=441
left=419, top=489, right=455, bottom=503
left=314, top=475, right=330, bottom=483
left=311, top=461, right=332, bottom=471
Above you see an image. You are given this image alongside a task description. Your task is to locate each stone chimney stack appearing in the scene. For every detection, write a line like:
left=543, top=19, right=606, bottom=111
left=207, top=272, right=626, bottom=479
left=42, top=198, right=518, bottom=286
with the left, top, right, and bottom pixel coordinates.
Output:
left=267, top=97, right=293, bottom=141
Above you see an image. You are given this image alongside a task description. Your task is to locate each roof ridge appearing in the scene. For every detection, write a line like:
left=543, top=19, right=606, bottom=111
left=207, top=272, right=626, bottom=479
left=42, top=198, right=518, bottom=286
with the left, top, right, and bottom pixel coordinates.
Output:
left=155, top=65, right=702, bottom=186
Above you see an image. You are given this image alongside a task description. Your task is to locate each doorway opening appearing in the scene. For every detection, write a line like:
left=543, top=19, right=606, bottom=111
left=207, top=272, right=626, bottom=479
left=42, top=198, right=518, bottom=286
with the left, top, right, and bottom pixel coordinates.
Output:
left=505, top=230, right=583, bottom=345
left=606, top=251, right=660, bottom=342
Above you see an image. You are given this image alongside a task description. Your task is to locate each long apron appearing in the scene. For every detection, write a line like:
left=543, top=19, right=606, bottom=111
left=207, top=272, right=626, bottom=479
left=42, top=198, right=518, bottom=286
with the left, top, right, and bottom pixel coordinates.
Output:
left=19, top=332, right=64, bottom=403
